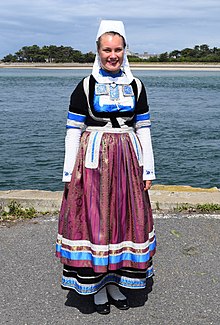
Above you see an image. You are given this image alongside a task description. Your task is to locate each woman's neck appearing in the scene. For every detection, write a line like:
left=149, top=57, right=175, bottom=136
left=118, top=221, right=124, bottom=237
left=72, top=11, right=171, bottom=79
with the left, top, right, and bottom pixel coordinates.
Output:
left=99, top=68, right=122, bottom=78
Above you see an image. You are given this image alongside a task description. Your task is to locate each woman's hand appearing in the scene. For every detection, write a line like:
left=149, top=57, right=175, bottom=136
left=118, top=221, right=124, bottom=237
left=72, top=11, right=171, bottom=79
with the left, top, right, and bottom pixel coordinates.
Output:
left=144, top=180, right=152, bottom=191
left=65, top=182, right=70, bottom=190
left=64, top=182, right=70, bottom=199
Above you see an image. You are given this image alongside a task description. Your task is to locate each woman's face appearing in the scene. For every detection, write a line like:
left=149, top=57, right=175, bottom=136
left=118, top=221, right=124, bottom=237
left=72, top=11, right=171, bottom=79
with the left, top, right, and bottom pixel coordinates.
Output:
left=98, top=33, right=125, bottom=74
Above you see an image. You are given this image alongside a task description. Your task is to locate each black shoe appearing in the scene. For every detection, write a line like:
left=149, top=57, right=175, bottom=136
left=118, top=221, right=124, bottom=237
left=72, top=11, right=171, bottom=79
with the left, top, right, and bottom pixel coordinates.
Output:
left=94, top=302, right=110, bottom=315
left=107, top=294, right=129, bottom=310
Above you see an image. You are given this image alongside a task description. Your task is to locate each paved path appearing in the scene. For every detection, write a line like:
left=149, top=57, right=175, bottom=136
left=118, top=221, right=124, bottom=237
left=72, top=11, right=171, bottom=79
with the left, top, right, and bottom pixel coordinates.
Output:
left=1, top=213, right=219, bottom=325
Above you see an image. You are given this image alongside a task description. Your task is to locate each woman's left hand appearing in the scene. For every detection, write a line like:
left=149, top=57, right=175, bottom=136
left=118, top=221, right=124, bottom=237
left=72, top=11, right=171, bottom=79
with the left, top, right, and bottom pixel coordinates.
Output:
left=144, top=180, right=152, bottom=191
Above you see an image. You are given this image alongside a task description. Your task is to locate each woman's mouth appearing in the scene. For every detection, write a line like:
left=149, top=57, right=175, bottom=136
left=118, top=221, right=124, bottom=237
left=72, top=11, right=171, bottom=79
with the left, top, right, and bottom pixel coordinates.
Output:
left=108, top=60, right=118, bottom=65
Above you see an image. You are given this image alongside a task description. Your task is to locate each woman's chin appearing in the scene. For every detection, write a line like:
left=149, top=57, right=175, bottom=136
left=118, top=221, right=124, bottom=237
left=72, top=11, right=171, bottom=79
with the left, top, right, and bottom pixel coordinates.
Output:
left=105, top=65, right=120, bottom=74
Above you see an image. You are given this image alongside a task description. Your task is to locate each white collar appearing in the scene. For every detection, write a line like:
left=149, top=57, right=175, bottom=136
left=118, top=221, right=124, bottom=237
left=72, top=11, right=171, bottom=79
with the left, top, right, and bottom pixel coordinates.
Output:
left=92, top=54, right=133, bottom=84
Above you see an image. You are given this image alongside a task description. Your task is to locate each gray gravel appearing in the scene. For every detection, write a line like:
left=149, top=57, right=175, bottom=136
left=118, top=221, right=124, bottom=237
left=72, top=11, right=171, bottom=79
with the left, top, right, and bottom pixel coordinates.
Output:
left=1, top=213, right=219, bottom=325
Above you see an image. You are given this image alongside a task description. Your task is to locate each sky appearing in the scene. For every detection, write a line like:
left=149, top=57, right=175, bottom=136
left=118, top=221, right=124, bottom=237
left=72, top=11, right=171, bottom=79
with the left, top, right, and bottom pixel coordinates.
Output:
left=0, top=0, right=219, bottom=59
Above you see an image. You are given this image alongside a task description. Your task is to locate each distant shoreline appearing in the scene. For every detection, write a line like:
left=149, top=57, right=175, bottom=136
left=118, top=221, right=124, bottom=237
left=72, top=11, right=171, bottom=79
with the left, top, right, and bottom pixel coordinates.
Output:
left=1, top=62, right=220, bottom=71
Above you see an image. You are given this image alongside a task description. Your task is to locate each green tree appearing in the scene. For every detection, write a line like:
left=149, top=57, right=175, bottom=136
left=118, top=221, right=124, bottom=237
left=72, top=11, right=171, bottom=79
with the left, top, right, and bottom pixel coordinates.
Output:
left=199, top=44, right=210, bottom=55
left=158, top=52, right=169, bottom=62
left=84, top=51, right=95, bottom=63
left=180, top=48, right=193, bottom=57
left=169, top=50, right=181, bottom=60
left=2, top=53, right=17, bottom=62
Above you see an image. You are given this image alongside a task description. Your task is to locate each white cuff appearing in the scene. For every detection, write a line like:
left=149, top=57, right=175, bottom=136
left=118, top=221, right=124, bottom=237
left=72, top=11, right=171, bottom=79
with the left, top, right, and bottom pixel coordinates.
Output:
left=136, top=127, right=156, bottom=180
left=62, top=128, right=81, bottom=182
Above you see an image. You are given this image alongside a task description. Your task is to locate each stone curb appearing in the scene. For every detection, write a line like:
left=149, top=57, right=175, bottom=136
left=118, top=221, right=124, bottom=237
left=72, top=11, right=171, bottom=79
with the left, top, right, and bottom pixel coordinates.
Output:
left=0, top=186, right=219, bottom=213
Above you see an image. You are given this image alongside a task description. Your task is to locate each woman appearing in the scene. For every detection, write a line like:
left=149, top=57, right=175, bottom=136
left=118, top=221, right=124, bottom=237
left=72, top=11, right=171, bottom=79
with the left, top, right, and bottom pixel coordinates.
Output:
left=56, top=20, right=156, bottom=315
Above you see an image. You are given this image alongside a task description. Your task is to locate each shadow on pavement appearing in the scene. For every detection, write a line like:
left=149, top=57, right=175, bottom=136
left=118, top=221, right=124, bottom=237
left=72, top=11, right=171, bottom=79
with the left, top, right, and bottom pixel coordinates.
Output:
left=122, top=277, right=154, bottom=308
left=65, top=290, right=95, bottom=314
left=64, top=277, right=154, bottom=313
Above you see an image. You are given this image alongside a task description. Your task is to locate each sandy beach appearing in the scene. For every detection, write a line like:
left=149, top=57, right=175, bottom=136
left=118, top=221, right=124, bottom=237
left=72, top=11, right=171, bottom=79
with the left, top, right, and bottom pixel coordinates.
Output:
left=1, top=62, right=220, bottom=71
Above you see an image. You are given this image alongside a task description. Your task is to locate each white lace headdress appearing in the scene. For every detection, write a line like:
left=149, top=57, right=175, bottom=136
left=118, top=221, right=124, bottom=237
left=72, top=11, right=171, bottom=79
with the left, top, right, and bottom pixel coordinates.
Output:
left=92, top=20, right=134, bottom=84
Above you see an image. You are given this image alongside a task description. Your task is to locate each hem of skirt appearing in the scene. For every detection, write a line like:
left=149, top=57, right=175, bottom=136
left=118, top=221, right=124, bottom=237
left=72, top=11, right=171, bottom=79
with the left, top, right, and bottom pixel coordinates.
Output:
left=60, top=273, right=155, bottom=295
left=60, top=270, right=154, bottom=295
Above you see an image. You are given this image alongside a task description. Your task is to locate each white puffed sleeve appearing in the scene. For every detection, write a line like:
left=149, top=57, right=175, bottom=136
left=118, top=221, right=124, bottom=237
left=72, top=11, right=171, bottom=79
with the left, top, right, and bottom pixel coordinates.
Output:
left=62, top=111, right=86, bottom=182
left=135, top=110, right=156, bottom=180
left=62, top=128, right=82, bottom=182
left=136, top=127, right=156, bottom=180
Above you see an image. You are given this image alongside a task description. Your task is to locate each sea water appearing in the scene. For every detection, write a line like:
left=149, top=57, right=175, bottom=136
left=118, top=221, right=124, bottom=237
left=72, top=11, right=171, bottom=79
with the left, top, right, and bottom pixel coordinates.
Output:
left=0, top=68, right=219, bottom=191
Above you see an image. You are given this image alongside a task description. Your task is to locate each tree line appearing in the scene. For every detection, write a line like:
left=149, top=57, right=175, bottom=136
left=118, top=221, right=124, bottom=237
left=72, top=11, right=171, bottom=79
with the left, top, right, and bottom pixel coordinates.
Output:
left=2, top=45, right=95, bottom=63
left=155, top=44, right=220, bottom=63
left=1, top=44, right=220, bottom=63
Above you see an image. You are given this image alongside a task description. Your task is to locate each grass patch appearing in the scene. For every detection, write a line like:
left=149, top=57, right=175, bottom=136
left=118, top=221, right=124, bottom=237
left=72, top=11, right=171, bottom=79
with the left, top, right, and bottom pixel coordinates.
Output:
left=0, top=200, right=59, bottom=224
left=1, top=200, right=38, bottom=221
left=155, top=201, right=160, bottom=210
left=174, top=203, right=220, bottom=213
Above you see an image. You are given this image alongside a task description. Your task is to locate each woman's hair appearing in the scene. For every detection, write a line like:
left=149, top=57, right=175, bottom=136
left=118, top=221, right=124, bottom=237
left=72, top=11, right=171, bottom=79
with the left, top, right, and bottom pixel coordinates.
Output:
left=96, top=31, right=126, bottom=50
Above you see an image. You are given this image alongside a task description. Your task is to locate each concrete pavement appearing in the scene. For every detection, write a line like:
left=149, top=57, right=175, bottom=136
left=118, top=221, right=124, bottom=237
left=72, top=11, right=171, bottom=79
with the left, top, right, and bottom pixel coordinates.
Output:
left=1, top=185, right=220, bottom=324
left=0, top=212, right=220, bottom=325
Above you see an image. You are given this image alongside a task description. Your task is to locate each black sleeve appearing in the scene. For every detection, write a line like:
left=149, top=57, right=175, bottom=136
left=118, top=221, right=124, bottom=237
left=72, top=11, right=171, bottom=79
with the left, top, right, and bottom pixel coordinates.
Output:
left=68, top=78, right=88, bottom=115
left=135, top=79, right=149, bottom=114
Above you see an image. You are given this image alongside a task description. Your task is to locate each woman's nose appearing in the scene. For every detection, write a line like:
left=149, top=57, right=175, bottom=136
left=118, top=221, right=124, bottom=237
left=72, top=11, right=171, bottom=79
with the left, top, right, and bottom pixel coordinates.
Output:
left=110, top=51, right=117, bottom=58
